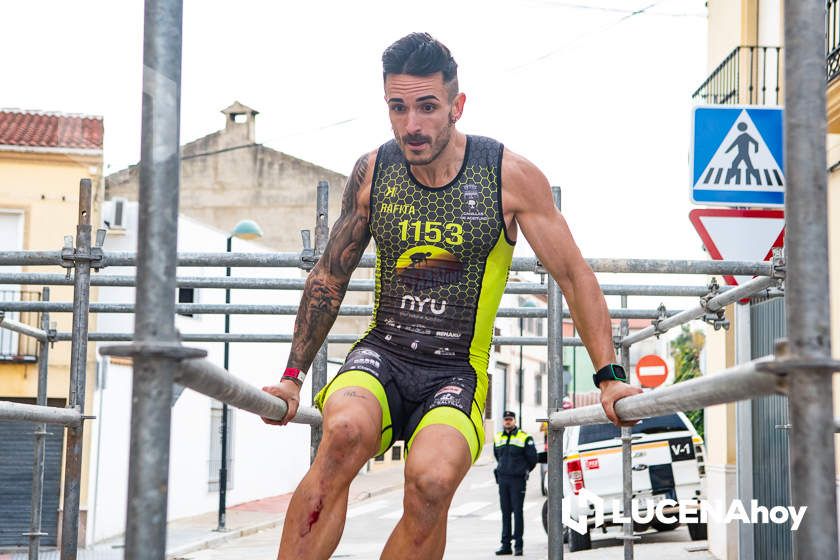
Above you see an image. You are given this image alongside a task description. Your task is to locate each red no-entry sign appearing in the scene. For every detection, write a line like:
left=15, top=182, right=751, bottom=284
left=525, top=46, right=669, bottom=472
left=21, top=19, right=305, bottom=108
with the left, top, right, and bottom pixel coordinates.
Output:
left=636, top=354, right=669, bottom=388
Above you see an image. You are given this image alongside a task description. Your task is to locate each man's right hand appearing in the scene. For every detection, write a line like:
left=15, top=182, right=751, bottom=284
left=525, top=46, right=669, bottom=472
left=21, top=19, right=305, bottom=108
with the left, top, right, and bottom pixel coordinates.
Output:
left=260, top=379, right=301, bottom=426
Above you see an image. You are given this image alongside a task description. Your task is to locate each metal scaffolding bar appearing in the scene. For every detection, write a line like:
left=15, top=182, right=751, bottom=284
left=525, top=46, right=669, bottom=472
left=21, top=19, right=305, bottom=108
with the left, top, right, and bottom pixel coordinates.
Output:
left=174, top=359, right=321, bottom=426
left=27, top=288, right=50, bottom=560
left=0, top=251, right=775, bottom=276
left=0, top=272, right=747, bottom=298
left=0, top=301, right=682, bottom=320
left=121, top=2, right=184, bottom=558
left=783, top=1, right=838, bottom=557
left=67, top=333, right=587, bottom=346
left=620, top=295, right=635, bottom=558
left=0, top=312, right=48, bottom=342
left=310, top=180, right=330, bottom=462
left=619, top=275, right=778, bottom=347
left=60, top=180, right=94, bottom=560
left=546, top=187, right=564, bottom=560
left=548, top=358, right=784, bottom=429
left=0, top=401, right=81, bottom=427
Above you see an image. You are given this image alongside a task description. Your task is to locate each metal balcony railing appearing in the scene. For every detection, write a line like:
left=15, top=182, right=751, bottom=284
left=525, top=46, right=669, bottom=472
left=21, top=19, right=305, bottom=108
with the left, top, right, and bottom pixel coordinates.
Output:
left=828, top=0, right=840, bottom=82
left=0, top=289, right=41, bottom=361
left=692, top=45, right=782, bottom=106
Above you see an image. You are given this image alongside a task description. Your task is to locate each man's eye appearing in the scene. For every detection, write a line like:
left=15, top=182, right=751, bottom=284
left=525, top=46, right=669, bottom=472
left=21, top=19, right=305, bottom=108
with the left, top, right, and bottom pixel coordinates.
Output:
left=391, top=105, right=405, bottom=113
left=422, top=104, right=436, bottom=112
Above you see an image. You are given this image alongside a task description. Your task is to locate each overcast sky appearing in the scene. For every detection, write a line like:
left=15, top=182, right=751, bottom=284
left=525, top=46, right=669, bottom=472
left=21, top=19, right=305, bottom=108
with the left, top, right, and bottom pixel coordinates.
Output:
left=2, top=0, right=712, bottom=310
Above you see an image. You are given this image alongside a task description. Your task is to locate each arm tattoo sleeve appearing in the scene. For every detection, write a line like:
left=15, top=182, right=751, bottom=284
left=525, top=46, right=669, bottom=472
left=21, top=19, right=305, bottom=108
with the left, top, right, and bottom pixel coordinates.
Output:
left=286, top=154, right=372, bottom=371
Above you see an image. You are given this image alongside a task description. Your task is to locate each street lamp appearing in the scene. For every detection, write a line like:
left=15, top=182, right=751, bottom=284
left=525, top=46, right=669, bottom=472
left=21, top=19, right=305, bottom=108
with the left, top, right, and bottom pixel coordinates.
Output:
left=218, top=219, right=263, bottom=531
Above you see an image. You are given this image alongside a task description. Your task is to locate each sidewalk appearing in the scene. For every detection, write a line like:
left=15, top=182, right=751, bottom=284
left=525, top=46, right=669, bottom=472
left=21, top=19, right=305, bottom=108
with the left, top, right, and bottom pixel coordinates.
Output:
left=2, top=463, right=407, bottom=560
left=155, top=462, right=406, bottom=559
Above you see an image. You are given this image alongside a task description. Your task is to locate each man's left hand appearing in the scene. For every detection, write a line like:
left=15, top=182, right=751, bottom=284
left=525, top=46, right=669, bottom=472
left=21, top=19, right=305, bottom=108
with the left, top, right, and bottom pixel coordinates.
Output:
left=599, top=380, right=643, bottom=427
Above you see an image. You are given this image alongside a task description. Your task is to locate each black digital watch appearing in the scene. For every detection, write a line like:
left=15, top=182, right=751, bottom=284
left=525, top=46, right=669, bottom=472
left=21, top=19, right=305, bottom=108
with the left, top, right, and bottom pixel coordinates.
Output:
left=592, top=363, right=628, bottom=388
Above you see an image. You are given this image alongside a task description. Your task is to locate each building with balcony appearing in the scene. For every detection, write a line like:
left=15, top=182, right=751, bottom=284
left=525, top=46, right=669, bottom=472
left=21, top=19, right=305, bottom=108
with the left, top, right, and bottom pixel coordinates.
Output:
left=0, top=108, right=103, bottom=547
left=696, top=2, right=840, bottom=559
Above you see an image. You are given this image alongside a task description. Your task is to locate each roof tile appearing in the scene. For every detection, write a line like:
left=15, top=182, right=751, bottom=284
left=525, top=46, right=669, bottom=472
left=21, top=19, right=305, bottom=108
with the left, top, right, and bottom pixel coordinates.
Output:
left=0, top=109, right=103, bottom=150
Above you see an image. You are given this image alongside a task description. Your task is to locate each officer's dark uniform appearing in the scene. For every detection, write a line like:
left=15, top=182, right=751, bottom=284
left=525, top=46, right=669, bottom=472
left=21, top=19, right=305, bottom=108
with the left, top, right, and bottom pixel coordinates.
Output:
left=493, top=411, right=538, bottom=556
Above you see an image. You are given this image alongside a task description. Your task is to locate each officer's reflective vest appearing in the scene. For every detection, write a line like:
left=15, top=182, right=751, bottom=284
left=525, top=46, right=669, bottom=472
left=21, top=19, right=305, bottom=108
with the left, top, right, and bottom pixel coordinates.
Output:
left=494, top=429, right=537, bottom=477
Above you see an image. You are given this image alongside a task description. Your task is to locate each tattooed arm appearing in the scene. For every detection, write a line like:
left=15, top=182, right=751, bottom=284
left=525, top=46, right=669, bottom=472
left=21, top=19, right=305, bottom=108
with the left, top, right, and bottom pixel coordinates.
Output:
left=262, top=152, right=374, bottom=424
left=287, top=152, right=373, bottom=370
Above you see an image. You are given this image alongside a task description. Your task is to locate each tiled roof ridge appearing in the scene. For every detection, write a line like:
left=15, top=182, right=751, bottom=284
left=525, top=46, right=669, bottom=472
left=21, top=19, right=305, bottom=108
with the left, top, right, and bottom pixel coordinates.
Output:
left=0, top=108, right=104, bottom=150
left=0, top=107, right=104, bottom=121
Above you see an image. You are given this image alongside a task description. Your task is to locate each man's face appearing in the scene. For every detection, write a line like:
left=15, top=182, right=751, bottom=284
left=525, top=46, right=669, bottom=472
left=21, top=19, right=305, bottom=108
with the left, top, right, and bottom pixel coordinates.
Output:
left=503, top=416, right=515, bottom=428
left=384, top=72, right=465, bottom=165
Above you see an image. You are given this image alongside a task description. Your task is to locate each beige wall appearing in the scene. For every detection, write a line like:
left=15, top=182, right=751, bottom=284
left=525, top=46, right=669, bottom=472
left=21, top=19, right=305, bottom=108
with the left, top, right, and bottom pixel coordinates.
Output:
left=0, top=148, right=102, bottom=533
left=706, top=0, right=747, bottom=71
left=703, top=305, right=738, bottom=559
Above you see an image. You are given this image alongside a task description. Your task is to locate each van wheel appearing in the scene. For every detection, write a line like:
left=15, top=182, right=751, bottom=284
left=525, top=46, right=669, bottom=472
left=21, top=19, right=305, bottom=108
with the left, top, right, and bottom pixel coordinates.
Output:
left=540, top=500, right=569, bottom=542
left=633, top=521, right=650, bottom=533
left=568, top=529, right=592, bottom=552
left=688, top=522, right=708, bottom=540
left=651, top=518, right=679, bottom=532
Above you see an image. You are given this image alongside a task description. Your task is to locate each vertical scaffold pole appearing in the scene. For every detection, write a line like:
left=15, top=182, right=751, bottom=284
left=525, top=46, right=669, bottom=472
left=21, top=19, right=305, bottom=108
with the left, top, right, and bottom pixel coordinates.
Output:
left=619, top=295, right=634, bottom=559
left=28, top=287, right=50, bottom=560
left=123, top=0, right=184, bottom=558
left=783, top=1, right=838, bottom=558
left=546, top=186, right=564, bottom=559
left=311, top=181, right=330, bottom=462
left=59, top=180, right=93, bottom=560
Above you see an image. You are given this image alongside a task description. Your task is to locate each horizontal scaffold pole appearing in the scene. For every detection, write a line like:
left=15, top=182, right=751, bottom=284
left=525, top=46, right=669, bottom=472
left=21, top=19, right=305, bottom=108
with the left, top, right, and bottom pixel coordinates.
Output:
left=0, top=272, right=750, bottom=298
left=0, top=401, right=82, bottom=427
left=0, top=301, right=680, bottom=320
left=620, top=275, right=779, bottom=347
left=0, top=312, right=49, bottom=342
left=548, top=357, right=784, bottom=429
left=174, top=359, right=322, bottom=426
left=0, top=251, right=776, bottom=276
left=76, top=333, right=586, bottom=346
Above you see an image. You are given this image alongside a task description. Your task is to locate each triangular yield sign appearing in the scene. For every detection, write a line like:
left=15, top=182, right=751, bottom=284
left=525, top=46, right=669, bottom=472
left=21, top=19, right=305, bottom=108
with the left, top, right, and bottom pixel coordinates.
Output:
left=689, top=209, right=784, bottom=286
left=695, top=109, right=785, bottom=193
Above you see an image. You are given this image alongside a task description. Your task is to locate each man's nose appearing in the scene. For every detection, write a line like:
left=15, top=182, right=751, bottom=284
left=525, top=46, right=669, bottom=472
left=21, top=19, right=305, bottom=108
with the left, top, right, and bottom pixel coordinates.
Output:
left=405, top=110, right=422, bottom=134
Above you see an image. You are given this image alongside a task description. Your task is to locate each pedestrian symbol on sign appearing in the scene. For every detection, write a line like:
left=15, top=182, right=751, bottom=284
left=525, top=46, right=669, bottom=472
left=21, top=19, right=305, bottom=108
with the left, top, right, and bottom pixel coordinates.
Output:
left=691, top=106, right=784, bottom=207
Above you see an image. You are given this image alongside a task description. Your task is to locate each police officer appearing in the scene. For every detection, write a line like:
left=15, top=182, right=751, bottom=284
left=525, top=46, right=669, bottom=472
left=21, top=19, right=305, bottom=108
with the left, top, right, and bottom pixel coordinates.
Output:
left=493, top=410, right=538, bottom=556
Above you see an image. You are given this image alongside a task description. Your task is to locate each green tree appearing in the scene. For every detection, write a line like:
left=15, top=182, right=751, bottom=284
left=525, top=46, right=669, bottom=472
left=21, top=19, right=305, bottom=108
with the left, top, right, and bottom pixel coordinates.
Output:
left=670, top=325, right=705, bottom=439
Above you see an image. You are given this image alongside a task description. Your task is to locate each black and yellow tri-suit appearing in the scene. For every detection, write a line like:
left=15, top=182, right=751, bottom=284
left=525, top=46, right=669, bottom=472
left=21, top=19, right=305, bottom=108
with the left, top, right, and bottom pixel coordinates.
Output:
left=316, top=136, right=515, bottom=462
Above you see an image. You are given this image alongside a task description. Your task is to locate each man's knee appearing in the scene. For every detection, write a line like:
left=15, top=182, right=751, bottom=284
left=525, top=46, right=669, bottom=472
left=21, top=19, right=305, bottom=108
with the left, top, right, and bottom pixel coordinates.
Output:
left=321, top=412, right=378, bottom=461
left=405, top=463, right=462, bottom=508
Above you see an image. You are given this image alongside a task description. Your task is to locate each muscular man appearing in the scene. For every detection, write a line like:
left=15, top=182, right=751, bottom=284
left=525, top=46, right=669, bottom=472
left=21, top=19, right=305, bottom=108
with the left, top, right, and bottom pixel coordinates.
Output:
left=262, top=32, right=641, bottom=560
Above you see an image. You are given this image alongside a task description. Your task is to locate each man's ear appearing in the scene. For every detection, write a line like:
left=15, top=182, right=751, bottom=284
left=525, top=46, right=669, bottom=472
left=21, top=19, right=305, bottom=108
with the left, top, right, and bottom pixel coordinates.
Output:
left=451, top=92, right=466, bottom=121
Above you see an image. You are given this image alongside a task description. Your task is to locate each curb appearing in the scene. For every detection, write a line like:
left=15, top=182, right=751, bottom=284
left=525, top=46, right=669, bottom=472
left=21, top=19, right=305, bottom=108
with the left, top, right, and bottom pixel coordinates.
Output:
left=166, top=515, right=285, bottom=559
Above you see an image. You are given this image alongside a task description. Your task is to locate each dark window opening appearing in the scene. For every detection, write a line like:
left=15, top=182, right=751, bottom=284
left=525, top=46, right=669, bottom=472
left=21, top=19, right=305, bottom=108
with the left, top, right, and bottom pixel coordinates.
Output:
left=178, top=287, right=195, bottom=317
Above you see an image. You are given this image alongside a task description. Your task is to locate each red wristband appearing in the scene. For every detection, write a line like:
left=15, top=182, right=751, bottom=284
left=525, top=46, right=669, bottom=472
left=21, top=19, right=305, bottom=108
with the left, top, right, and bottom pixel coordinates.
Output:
left=282, top=367, right=305, bottom=386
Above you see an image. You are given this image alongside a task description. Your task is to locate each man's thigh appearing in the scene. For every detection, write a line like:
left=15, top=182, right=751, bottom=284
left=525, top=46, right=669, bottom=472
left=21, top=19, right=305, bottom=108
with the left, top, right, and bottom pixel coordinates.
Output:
left=320, top=375, right=386, bottom=458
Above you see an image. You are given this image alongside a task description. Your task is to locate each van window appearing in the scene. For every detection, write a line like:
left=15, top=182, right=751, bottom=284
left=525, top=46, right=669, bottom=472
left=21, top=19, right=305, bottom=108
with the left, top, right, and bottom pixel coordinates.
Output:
left=577, top=414, right=689, bottom=445
left=631, top=414, right=688, bottom=435
left=578, top=423, right=621, bottom=445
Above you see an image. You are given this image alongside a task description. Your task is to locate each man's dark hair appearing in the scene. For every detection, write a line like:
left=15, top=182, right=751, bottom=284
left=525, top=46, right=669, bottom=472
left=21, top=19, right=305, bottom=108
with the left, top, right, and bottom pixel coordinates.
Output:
left=382, top=33, right=459, bottom=99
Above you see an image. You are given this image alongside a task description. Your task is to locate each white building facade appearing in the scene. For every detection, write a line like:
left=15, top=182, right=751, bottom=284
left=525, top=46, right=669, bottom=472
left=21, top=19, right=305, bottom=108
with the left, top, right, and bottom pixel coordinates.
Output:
left=84, top=201, right=312, bottom=544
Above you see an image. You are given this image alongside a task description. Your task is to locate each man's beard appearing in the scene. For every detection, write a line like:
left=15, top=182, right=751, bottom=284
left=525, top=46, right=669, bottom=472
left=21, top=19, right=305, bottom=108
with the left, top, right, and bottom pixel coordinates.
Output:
left=397, top=120, right=453, bottom=166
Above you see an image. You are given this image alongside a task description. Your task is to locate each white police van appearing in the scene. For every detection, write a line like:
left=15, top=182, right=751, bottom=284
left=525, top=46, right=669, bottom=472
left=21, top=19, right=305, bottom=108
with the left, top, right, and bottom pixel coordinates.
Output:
left=541, top=412, right=707, bottom=552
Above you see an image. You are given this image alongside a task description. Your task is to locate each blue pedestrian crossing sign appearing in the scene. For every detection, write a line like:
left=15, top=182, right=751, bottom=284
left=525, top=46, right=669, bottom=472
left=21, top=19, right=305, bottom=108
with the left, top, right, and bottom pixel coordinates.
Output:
left=691, top=105, right=784, bottom=207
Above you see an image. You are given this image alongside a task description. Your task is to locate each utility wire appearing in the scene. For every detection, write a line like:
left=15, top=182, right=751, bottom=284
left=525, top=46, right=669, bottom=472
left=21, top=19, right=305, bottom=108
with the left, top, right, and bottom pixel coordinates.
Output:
left=505, top=2, right=666, bottom=72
